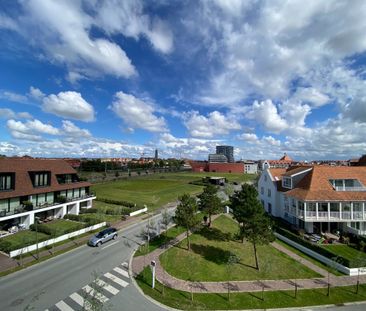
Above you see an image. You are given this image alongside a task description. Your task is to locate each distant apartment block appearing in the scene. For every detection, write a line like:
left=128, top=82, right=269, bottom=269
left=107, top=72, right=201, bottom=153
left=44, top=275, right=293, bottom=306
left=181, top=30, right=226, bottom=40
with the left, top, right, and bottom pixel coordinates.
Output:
left=0, top=158, right=95, bottom=229
left=216, top=145, right=234, bottom=163
left=258, top=165, right=366, bottom=236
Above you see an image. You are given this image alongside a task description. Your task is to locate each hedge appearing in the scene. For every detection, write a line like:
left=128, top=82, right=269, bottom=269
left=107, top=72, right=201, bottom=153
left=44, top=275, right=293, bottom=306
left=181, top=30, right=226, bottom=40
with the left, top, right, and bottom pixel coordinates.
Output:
left=80, top=208, right=98, bottom=214
left=29, top=222, right=85, bottom=236
left=96, top=198, right=138, bottom=208
left=0, top=234, right=49, bottom=253
left=63, top=214, right=101, bottom=226
left=274, top=226, right=353, bottom=268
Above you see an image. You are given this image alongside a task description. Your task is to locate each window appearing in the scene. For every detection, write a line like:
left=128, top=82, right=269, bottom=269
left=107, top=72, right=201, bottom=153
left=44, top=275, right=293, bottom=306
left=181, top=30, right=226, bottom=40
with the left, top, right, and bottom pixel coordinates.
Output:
left=282, top=177, right=292, bottom=188
left=0, top=174, right=14, bottom=191
left=267, top=189, right=271, bottom=197
left=261, top=187, right=264, bottom=195
left=30, top=171, right=50, bottom=187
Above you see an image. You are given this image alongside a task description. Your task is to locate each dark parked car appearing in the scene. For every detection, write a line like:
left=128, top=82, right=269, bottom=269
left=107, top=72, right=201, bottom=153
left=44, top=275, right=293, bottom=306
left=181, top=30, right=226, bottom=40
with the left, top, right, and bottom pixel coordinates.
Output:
left=88, top=227, right=118, bottom=247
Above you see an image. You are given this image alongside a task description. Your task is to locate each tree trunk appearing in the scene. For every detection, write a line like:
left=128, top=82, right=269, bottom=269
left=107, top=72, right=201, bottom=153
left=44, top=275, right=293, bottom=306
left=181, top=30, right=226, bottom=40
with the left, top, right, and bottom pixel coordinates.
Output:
left=253, top=242, right=259, bottom=270
left=209, top=213, right=212, bottom=225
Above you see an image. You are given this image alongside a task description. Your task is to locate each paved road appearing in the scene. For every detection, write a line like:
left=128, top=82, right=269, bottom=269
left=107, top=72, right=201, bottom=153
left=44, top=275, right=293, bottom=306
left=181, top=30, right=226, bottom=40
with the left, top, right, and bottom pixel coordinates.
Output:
left=0, top=211, right=170, bottom=311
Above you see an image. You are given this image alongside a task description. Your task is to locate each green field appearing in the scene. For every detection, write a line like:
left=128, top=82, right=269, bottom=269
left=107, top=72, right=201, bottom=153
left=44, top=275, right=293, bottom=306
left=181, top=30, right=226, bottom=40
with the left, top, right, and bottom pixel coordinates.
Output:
left=136, top=267, right=366, bottom=310
left=160, top=215, right=320, bottom=281
left=92, top=172, right=255, bottom=211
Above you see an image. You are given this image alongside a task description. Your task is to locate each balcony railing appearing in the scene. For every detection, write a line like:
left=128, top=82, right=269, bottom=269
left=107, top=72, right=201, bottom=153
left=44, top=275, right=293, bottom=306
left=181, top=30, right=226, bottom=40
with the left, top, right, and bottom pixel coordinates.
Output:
left=0, top=193, right=96, bottom=218
left=303, top=210, right=364, bottom=220
left=334, top=186, right=366, bottom=192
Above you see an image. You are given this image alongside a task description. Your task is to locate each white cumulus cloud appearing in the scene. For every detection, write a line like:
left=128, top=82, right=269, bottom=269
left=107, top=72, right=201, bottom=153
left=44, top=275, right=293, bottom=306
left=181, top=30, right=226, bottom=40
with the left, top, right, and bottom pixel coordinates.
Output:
left=42, top=91, right=95, bottom=122
left=110, top=91, right=167, bottom=132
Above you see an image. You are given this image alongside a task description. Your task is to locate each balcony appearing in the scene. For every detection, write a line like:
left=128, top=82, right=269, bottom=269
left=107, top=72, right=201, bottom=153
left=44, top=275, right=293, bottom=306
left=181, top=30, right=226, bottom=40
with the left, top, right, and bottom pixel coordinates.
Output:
left=0, top=192, right=96, bottom=218
left=334, top=186, right=366, bottom=192
left=302, top=210, right=364, bottom=221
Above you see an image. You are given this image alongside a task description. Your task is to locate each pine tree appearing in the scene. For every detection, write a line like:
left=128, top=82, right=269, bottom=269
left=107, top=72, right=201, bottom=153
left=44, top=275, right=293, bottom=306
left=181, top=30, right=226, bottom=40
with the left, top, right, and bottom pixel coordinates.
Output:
left=198, top=184, right=222, bottom=224
left=230, top=184, right=274, bottom=270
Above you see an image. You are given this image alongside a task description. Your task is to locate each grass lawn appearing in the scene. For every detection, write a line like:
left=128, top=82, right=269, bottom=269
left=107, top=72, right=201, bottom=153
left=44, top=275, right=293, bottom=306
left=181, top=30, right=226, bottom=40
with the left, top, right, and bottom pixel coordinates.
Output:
left=134, top=225, right=186, bottom=257
left=276, top=239, right=344, bottom=276
left=0, top=230, right=50, bottom=252
left=160, top=215, right=320, bottom=281
left=41, top=219, right=85, bottom=236
left=321, top=244, right=366, bottom=264
left=77, top=213, right=122, bottom=223
left=136, top=267, right=366, bottom=310
left=92, top=172, right=256, bottom=212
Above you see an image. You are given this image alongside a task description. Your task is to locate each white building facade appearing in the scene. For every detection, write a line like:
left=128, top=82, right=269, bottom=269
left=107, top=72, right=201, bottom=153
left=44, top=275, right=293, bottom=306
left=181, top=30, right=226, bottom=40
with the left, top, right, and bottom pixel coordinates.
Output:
left=0, top=158, right=95, bottom=229
left=258, top=166, right=366, bottom=236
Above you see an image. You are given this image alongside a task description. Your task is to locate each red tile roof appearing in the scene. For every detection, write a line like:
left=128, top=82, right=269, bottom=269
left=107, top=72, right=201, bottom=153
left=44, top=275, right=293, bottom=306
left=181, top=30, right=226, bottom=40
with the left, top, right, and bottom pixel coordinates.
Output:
left=0, top=158, right=90, bottom=200
left=284, top=166, right=366, bottom=201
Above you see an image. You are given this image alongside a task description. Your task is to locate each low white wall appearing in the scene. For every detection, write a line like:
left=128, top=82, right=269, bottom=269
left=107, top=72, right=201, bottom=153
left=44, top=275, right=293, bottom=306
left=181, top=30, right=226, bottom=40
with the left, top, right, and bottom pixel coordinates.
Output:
left=130, top=207, right=147, bottom=217
left=275, top=233, right=366, bottom=276
left=9, top=222, right=106, bottom=258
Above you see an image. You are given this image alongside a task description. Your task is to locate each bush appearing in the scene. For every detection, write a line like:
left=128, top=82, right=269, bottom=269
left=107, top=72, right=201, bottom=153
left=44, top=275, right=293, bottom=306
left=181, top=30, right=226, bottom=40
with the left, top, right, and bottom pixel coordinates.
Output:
left=30, top=224, right=52, bottom=235
left=79, top=208, right=98, bottom=214
left=96, top=198, right=138, bottom=208
left=0, top=240, right=12, bottom=253
left=63, top=214, right=81, bottom=221
left=274, top=226, right=352, bottom=267
left=22, top=201, right=33, bottom=211
left=56, top=195, right=67, bottom=203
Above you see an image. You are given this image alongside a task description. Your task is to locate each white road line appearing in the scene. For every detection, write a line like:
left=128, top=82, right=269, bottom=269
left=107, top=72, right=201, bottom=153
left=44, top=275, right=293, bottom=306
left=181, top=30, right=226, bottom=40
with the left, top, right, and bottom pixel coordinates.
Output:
left=55, top=301, right=74, bottom=311
left=94, top=279, right=119, bottom=295
left=83, top=285, right=109, bottom=303
left=121, top=262, right=128, bottom=268
left=69, top=292, right=86, bottom=308
left=102, top=240, right=120, bottom=249
left=113, top=267, right=129, bottom=278
left=104, top=272, right=129, bottom=287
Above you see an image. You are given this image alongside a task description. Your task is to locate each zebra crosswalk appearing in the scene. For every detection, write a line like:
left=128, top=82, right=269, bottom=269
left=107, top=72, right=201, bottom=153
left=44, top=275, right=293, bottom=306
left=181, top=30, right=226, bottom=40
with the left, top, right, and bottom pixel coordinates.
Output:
left=46, top=262, right=130, bottom=311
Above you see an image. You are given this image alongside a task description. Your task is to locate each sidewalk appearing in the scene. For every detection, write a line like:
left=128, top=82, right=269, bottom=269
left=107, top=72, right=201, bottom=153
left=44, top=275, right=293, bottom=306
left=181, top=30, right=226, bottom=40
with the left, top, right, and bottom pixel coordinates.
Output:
left=0, top=205, right=169, bottom=274
left=132, top=225, right=366, bottom=294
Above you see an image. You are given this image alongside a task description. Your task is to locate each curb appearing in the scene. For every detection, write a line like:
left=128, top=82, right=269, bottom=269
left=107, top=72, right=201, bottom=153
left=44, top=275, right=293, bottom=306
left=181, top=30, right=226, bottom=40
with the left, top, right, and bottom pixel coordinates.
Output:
left=129, top=248, right=180, bottom=311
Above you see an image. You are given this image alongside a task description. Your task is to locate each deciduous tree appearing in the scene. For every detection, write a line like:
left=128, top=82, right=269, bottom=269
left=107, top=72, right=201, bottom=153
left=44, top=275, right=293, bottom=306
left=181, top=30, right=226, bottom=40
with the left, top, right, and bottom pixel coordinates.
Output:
left=174, top=193, right=200, bottom=251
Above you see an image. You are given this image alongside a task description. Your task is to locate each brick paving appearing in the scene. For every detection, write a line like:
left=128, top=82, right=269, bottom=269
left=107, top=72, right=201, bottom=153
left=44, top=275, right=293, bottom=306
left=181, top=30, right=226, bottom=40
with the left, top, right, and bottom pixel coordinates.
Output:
left=132, top=219, right=366, bottom=293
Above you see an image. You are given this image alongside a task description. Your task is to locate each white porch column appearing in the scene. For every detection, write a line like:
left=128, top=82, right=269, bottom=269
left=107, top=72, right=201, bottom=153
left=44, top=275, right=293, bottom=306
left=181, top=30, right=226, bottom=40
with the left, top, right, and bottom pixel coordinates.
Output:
left=339, top=202, right=342, bottom=220
left=62, top=204, right=67, bottom=217
left=351, top=202, right=354, bottom=220
left=304, top=202, right=307, bottom=221
left=328, top=202, right=330, bottom=220
left=316, top=202, right=319, bottom=220
left=295, top=200, right=298, bottom=218
left=363, top=202, right=365, bottom=221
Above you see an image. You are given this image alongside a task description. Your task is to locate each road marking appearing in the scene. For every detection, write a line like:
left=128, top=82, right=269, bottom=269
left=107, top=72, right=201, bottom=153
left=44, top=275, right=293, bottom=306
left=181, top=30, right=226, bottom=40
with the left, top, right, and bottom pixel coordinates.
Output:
left=102, top=240, right=120, bottom=249
left=104, top=272, right=129, bottom=287
left=94, top=279, right=119, bottom=295
left=69, top=292, right=85, bottom=307
left=121, top=262, right=128, bottom=268
left=113, top=266, right=129, bottom=278
left=83, top=285, right=109, bottom=303
left=55, top=301, right=74, bottom=311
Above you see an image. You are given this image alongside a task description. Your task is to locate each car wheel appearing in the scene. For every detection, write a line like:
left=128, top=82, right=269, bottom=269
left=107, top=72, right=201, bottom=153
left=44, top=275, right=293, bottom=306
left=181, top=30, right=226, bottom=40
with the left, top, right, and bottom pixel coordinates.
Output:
left=96, top=242, right=102, bottom=247
left=113, top=234, right=117, bottom=240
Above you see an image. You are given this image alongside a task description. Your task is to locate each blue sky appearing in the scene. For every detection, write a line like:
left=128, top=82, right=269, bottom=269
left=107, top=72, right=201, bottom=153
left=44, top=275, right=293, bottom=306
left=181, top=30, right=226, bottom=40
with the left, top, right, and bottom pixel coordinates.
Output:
left=0, top=0, right=366, bottom=161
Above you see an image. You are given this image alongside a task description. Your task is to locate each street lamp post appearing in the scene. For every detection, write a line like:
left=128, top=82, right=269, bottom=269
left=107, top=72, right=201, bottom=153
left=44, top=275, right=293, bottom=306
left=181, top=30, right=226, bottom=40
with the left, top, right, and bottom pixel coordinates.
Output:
left=151, top=260, right=156, bottom=289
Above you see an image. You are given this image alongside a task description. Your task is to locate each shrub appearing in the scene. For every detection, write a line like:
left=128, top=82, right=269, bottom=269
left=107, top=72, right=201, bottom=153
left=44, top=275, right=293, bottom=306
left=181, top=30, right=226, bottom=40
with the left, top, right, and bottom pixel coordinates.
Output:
left=56, top=195, right=67, bottom=203
left=79, top=208, right=98, bottom=214
left=0, top=240, right=12, bottom=253
left=63, top=214, right=81, bottom=221
left=29, top=224, right=52, bottom=235
left=22, top=201, right=33, bottom=211
left=96, top=198, right=141, bottom=208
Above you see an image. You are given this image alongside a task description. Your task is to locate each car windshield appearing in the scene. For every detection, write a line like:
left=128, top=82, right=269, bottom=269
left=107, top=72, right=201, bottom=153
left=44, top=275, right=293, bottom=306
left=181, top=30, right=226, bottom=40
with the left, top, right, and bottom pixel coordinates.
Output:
left=95, top=232, right=105, bottom=238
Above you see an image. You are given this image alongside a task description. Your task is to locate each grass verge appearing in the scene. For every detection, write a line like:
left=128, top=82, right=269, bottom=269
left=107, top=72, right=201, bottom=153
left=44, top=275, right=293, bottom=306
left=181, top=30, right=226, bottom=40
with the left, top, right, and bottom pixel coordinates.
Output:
left=136, top=267, right=366, bottom=310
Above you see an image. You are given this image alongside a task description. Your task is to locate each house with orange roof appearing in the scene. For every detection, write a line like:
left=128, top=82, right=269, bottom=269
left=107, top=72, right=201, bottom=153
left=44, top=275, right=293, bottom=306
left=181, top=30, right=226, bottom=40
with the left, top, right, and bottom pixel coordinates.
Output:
left=259, top=153, right=295, bottom=170
left=258, top=165, right=366, bottom=236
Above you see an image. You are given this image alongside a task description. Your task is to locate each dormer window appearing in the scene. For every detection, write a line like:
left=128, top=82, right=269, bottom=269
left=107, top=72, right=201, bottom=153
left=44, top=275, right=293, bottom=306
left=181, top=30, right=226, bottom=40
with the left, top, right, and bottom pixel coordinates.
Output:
left=0, top=173, right=14, bottom=191
left=56, top=174, right=79, bottom=184
left=329, top=179, right=366, bottom=191
left=30, top=171, right=51, bottom=187
left=282, top=177, right=292, bottom=189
